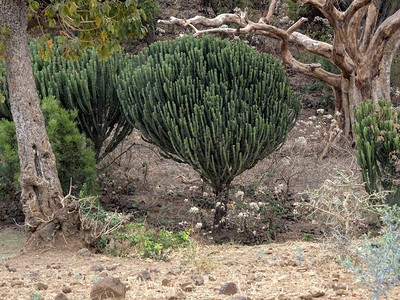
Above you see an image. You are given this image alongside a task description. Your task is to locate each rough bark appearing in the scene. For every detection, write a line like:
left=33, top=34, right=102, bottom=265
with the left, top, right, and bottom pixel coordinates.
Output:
left=159, top=1, right=400, bottom=137
left=0, top=0, right=82, bottom=248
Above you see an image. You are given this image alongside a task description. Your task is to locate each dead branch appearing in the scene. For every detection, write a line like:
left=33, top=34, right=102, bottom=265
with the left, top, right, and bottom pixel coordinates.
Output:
left=160, top=10, right=341, bottom=88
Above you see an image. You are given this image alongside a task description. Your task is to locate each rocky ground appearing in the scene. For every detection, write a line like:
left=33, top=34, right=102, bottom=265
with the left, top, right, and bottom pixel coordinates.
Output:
left=2, top=226, right=399, bottom=300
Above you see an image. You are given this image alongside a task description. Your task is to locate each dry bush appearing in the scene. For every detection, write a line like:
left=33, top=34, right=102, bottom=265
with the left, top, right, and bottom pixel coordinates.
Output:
left=300, top=169, right=387, bottom=257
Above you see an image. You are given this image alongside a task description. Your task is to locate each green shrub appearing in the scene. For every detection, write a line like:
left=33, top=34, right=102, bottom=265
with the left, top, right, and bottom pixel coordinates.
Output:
left=0, top=119, right=19, bottom=196
left=0, top=96, right=98, bottom=196
left=101, top=222, right=191, bottom=260
left=117, top=35, right=300, bottom=224
left=344, top=205, right=400, bottom=300
left=0, top=38, right=133, bottom=161
left=354, top=100, right=400, bottom=205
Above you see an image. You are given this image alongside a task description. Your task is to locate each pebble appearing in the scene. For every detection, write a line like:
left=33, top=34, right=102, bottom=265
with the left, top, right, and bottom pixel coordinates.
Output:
left=54, top=292, right=69, bottom=300
left=5, top=264, right=16, bottom=272
left=191, top=274, right=204, bottom=286
left=91, top=265, right=105, bottom=272
left=180, top=281, right=194, bottom=292
left=36, top=282, right=48, bottom=290
left=162, top=278, right=174, bottom=287
left=219, top=282, right=238, bottom=295
left=137, top=270, right=151, bottom=281
left=77, top=248, right=92, bottom=257
left=10, top=281, right=24, bottom=287
left=62, top=286, right=72, bottom=293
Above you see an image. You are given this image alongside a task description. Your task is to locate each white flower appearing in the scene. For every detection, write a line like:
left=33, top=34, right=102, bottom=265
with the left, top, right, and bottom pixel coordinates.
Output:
left=195, top=223, right=202, bottom=229
left=189, top=186, right=199, bottom=192
left=315, top=125, right=321, bottom=129
left=189, top=207, right=199, bottom=214
left=295, top=136, right=307, bottom=147
left=304, top=121, right=313, bottom=126
left=316, top=108, right=324, bottom=114
left=203, top=192, right=208, bottom=197
left=215, top=202, right=221, bottom=208
left=184, top=198, right=189, bottom=203
left=308, top=116, right=317, bottom=121
left=249, top=202, right=260, bottom=211
left=335, top=111, right=342, bottom=117
left=235, top=191, right=245, bottom=201
left=238, top=212, right=248, bottom=218
left=258, top=202, right=264, bottom=207
left=323, top=114, right=333, bottom=120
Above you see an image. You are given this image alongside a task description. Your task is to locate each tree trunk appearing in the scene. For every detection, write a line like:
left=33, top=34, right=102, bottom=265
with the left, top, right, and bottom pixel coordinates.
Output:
left=1, top=0, right=81, bottom=247
left=213, top=187, right=229, bottom=229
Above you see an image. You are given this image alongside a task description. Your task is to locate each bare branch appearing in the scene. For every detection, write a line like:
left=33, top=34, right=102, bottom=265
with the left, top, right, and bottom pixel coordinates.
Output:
left=158, top=13, right=245, bottom=27
left=303, top=0, right=342, bottom=23
left=287, top=17, right=308, bottom=35
left=289, top=32, right=333, bottom=61
left=370, top=9, right=400, bottom=72
left=261, top=0, right=278, bottom=23
left=159, top=10, right=341, bottom=88
left=343, top=0, right=371, bottom=22
left=359, top=2, right=379, bottom=52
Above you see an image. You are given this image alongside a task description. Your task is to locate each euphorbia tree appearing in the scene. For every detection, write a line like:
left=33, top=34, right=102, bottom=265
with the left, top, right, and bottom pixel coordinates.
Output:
left=0, top=0, right=156, bottom=248
left=159, top=0, right=400, bottom=137
left=117, top=35, right=300, bottom=225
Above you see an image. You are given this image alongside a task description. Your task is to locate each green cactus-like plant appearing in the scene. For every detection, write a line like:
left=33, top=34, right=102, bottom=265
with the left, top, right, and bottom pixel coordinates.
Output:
left=355, top=99, right=400, bottom=205
left=0, top=38, right=133, bottom=161
left=117, top=35, right=300, bottom=224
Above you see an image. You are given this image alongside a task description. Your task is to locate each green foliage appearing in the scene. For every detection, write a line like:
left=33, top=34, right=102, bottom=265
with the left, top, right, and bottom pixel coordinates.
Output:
left=284, top=0, right=307, bottom=21
left=0, top=38, right=133, bottom=161
left=354, top=100, right=400, bottom=205
left=0, top=96, right=98, bottom=196
left=343, top=205, right=400, bottom=300
left=34, top=0, right=158, bottom=60
left=118, top=35, right=300, bottom=195
left=29, top=291, right=42, bottom=300
left=101, top=223, right=191, bottom=260
left=391, top=51, right=400, bottom=88
left=0, top=119, right=19, bottom=196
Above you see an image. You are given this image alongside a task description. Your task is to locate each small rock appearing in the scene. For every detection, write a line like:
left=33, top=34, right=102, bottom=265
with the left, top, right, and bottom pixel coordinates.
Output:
left=162, top=278, right=174, bottom=287
left=332, top=284, right=348, bottom=291
left=106, top=264, right=118, bottom=271
left=191, top=274, right=204, bottom=286
left=336, top=290, right=349, bottom=296
left=36, top=282, right=48, bottom=290
left=312, top=291, right=325, bottom=298
left=77, top=248, right=92, bottom=257
left=0, top=282, right=5, bottom=287
left=90, top=276, right=126, bottom=299
left=54, top=293, right=69, bottom=300
left=167, top=291, right=186, bottom=299
left=91, top=265, right=105, bottom=272
left=5, top=264, right=16, bottom=272
left=227, top=297, right=249, bottom=300
left=219, top=282, right=238, bottom=295
left=10, top=281, right=24, bottom=287
left=299, top=295, right=313, bottom=300
left=62, top=286, right=72, bottom=293
left=208, top=275, right=216, bottom=282
left=180, top=282, right=194, bottom=292
left=99, top=271, right=108, bottom=278
left=137, top=271, right=151, bottom=281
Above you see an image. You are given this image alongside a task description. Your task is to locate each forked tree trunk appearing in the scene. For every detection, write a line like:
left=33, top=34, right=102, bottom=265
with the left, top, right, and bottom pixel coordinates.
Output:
left=1, top=0, right=81, bottom=247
